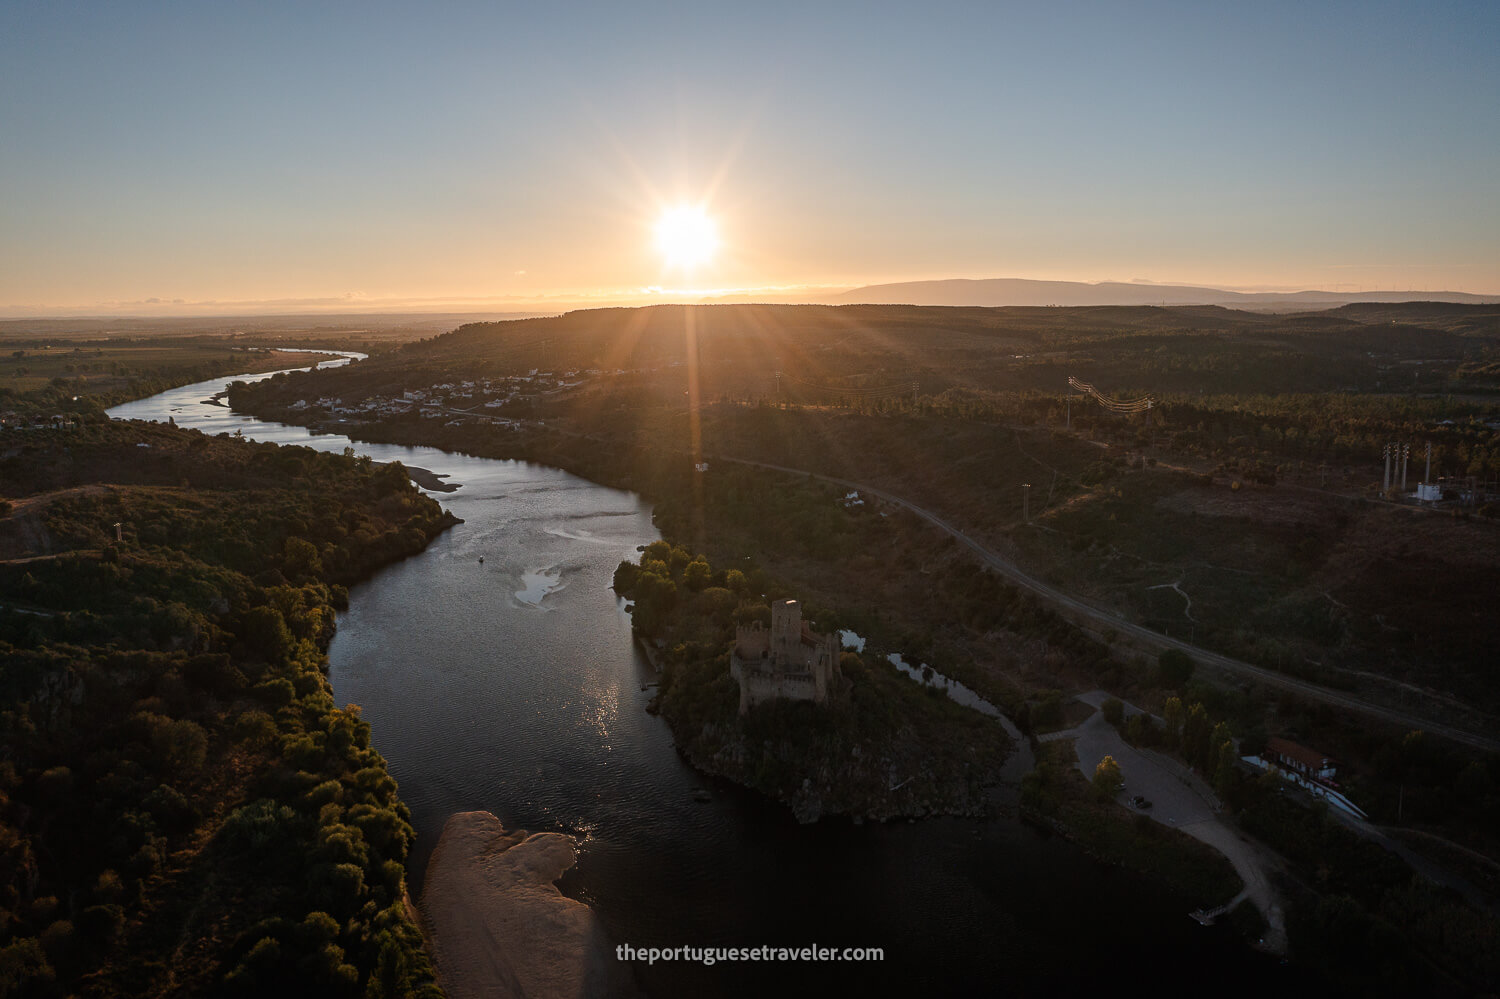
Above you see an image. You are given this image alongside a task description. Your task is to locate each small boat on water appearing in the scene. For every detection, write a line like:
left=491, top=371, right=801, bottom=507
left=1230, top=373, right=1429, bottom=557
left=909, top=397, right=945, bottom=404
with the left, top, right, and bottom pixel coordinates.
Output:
left=478, top=556, right=485, bottom=564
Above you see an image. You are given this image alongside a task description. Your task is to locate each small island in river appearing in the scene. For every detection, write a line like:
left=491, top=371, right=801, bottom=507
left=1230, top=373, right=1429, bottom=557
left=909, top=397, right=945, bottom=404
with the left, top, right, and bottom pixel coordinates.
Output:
left=613, top=542, right=1014, bottom=823
left=403, top=465, right=461, bottom=493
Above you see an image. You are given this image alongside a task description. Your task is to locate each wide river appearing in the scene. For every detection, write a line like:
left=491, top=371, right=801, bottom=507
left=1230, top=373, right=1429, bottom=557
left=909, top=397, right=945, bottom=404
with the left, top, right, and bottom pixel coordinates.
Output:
left=110, top=356, right=1299, bottom=995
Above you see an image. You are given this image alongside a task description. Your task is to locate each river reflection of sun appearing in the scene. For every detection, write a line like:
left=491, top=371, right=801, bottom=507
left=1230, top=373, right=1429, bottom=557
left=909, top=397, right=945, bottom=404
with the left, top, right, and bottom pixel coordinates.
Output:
left=584, top=684, right=620, bottom=749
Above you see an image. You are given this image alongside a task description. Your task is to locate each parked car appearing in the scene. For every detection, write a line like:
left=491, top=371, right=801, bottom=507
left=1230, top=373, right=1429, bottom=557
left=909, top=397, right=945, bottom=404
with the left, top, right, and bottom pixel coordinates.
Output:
left=1129, top=795, right=1152, bottom=810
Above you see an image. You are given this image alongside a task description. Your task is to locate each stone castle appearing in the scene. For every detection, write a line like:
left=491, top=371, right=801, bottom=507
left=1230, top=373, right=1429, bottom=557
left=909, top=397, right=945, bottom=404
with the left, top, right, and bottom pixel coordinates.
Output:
left=729, top=598, right=841, bottom=715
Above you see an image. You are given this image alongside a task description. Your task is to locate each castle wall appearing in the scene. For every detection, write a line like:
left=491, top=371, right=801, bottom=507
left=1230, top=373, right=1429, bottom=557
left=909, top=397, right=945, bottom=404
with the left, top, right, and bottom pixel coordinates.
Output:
left=735, top=668, right=822, bottom=714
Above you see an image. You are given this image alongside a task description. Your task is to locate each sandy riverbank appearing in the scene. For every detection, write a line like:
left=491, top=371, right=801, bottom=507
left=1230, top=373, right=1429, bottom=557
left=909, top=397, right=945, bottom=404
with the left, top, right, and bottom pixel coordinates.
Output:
left=419, top=811, right=636, bottom=999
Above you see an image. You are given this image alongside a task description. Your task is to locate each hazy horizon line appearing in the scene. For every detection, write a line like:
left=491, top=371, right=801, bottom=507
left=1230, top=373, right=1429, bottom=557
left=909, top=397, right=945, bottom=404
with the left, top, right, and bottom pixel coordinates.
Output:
left=4, top=275, right=1499, bottom=320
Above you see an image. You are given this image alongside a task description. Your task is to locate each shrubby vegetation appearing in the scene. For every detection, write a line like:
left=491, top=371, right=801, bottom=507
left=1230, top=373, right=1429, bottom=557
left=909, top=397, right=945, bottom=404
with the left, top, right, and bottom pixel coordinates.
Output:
left=0, top=421, right=454, bottom=996
left=1107, top=694, right=1242, bottom=799
left=1234, top=779, right=1500, bottom=995
left=1019, top=741, right=1241, bottom=904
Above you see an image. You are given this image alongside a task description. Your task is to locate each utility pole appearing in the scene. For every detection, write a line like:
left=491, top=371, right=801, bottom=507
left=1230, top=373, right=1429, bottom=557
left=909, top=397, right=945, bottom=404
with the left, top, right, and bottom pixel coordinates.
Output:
left=773, top=370, right=782, bottom=396
left=1022, top=483, right=1031, bottom=522
left=1425, top=442, right=1433, bottom=485
left=1384, top=444, right=1393, bottom=492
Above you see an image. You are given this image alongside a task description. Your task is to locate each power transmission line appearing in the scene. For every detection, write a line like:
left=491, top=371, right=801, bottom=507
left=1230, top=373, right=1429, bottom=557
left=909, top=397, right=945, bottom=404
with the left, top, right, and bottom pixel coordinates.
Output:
left=1067, top=375, right=1155, bottom=414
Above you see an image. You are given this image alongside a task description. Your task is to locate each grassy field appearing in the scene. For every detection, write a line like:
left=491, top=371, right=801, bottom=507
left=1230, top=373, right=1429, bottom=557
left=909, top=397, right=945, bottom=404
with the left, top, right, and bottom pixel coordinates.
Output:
left=0, top=311, right=547, bottom=352
left=1, top=342, right=332, bottom=396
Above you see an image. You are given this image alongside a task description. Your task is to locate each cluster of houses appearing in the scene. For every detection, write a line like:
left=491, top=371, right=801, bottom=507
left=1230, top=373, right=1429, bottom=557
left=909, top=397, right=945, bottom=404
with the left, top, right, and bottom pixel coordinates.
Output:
left=0, top=411, right=80, bottom=430
left=282, top=370, right=599, bottom=427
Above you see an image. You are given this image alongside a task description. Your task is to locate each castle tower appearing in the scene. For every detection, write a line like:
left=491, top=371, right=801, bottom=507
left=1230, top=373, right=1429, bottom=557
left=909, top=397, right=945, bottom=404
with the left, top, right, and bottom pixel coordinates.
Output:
left=771, top=599, right=801, bottom=667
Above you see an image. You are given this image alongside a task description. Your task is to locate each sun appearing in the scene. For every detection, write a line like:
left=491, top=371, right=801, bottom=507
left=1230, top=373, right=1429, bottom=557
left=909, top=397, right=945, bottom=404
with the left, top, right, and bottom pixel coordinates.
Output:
left=654, top=205, right=718, bottom=269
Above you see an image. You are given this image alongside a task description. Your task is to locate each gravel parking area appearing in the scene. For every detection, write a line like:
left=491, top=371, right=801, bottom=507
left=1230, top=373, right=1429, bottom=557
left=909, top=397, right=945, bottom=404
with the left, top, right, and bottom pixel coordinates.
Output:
left=1040, top=691, right=1287, bottom=953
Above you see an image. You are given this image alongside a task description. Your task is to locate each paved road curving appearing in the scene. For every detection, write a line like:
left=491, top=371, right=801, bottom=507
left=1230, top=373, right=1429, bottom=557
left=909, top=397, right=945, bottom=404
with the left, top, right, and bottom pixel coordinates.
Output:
left=714, top=456, right=1500, bottom=754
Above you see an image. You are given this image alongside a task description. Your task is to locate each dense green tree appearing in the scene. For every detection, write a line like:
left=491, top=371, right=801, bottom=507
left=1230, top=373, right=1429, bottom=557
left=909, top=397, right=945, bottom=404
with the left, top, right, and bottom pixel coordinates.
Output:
left=1157, top=648, right=1195, bottom=689
left=1092, top=755, right=1123, bottom=801
left=243, top=606, right=294, bottom=662
left=1125, top=713, right=1158, bottom=747
left=1162, top=696, right=1184, bottom=748
left=1182, top=703, right=1211, bottom=770
left=1214, top=739, right=1238, bottom=800
left=282, top=537, right=324, bottom=581
left=683, top=556, right=712, bottom=591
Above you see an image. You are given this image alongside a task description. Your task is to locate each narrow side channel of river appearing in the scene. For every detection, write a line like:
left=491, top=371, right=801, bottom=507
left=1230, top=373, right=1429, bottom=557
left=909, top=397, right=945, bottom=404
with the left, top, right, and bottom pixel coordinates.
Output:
left=109, top=358, right=1302, bottom=995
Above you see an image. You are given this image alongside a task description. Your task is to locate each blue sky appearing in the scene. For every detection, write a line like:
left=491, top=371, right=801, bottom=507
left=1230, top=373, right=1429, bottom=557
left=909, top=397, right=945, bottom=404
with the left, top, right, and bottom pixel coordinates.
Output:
left=2, top=0, right=1496, bottom=312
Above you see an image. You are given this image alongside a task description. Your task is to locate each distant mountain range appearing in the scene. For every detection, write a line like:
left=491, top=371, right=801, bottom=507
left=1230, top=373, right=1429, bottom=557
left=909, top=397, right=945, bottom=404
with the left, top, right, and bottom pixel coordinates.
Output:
left=784, top=278, right=1500, bottom=310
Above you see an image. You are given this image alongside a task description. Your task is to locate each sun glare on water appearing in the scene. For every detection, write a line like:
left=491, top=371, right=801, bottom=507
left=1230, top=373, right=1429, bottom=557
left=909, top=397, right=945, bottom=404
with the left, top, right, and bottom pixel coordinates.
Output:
left=654, top=205, right=719, bottom=269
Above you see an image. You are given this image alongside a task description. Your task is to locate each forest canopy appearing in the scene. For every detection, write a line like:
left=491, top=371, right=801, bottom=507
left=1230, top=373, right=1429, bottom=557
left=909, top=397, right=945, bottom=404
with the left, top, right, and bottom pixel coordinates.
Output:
left=0, top=419, right=456, bottom=997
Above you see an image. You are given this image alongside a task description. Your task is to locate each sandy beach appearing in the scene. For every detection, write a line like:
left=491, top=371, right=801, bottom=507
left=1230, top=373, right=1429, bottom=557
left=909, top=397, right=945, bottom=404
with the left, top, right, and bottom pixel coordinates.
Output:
left=419, top=811, right=636, bottom=999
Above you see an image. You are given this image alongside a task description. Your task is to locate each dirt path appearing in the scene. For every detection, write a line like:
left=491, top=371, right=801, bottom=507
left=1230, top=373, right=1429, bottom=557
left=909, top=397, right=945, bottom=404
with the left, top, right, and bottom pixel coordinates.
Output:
left=4, top=484, right=108, bottom=515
